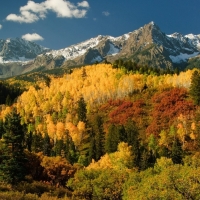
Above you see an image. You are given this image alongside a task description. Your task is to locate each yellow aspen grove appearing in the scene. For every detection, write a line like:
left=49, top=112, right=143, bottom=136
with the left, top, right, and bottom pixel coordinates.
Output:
left=0, top=106, right=12, bottom=121
left=47, top=121, right=56, bottom=140
left=65, top=122, right=80, bottom=146
left=56, top=122, right=65, bottom=140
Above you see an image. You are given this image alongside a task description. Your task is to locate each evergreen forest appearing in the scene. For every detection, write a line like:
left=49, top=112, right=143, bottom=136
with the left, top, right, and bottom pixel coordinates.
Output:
left=0, top=62, right=200, bottom=199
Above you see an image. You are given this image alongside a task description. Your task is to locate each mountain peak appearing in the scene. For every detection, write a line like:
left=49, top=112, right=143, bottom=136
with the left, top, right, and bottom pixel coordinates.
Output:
left=149, top=21, right=155, bottom=25
left=145, top=21, right=160, bottom=29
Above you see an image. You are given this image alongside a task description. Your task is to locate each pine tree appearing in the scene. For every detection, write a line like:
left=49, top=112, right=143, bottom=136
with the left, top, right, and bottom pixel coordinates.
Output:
left=77, top=97, right=87, bottom=123
left=64, top=131, right=78, bottom=164
left=32, top=132, right=43, bottom=153
left=171, top=138, right=183, bottom=164
left=43, top=133, right=51, bottom=156
left=105, top=124, right=120, bottom=153
left=189, top=70, right=200, bottom=105
left=88, top=135, right=96, bottom=163
left=91, top=115, right=105, bottom=161
left=0, top=111, right=27, bottom=185
left=125, top=120, right=140, bottom=167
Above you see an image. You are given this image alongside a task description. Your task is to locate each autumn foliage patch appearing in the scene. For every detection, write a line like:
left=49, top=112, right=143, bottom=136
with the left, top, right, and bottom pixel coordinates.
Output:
left=146, top=88, right=195, bottom=136
left=103, top=99, right=145, bottom=124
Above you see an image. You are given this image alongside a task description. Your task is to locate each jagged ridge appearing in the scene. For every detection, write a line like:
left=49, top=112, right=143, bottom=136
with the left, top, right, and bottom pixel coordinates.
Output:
left=0, top=22, right=200, bottom=78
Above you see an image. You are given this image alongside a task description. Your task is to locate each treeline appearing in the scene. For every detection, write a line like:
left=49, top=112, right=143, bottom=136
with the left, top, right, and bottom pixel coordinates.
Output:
left=112, top=59, right=180, bottom=75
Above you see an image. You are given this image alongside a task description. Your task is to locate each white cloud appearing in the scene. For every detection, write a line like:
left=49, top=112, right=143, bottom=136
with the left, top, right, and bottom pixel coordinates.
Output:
left=0, top=24, right=2, bottom=29
left=102, top=11, right=110, bottom=16
left=6, top=0, right=89, bottom=23
left=22, top=33, right=44, bottom=41
left=77, top=1, right=89, bottom=8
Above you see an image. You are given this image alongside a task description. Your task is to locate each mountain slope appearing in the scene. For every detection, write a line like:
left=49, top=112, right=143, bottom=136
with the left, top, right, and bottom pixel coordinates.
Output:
left=0, top=38, right=50, bottom=78
left=46, top=21, right=199, bottom=69
left=0, top=38, right=49, bottom=62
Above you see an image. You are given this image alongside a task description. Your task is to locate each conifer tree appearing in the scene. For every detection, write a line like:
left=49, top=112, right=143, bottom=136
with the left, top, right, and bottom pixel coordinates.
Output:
left=94, top=116, right=105, bottom=160
left=105, top=124, right=120, bottom=153
left=43, top=132, right=51, bottom=156
left=88, top=135, right=96, bottom=163
left=0, top=111, right=27, bottom=185
left=125, top=120, right=140, bottom=167
left=89, top=115, right=105, bottom=161
left=77, top=97, right=87, bottom=123
left=171, top=138, right=183, bottom=164
left=32, top=133, right=43, bottom=153
left=189, top=70, right=200, bottom=105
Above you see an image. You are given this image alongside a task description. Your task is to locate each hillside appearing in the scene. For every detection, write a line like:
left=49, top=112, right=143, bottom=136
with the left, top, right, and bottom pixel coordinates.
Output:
left=0, top=63, right=200, bottom=199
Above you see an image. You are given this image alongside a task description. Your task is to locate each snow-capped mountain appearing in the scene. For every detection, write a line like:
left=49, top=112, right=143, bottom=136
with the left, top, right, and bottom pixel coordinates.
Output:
left=0, top=38, right=50, bottom=63
left=43, top=21, right=199, bottom=69
left=0, top=22, right=200, bottom=78
left=46, top=33, right=130, bottom=63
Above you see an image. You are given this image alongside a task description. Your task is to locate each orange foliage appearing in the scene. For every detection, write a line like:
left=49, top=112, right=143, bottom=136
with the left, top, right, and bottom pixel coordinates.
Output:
left=146, top=88, right=195, bottom=136
left=107, top=99, right=145, bottom=124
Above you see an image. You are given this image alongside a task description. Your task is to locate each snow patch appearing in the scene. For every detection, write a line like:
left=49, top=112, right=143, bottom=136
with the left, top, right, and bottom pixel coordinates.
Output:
left=169, top=52, right=199, bottom=63
left=107, top=43, right=120, bottom=55
left=185, top=34, right=196, bottom=40
left=0, top=57, right=4, bottom=63
left=185, top=34, right=200, bottom=49
left=0, top=56, right=33, bottom=63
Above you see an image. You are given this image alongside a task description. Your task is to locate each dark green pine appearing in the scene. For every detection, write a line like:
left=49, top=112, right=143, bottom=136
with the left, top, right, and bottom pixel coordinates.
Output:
left=0, top=110, right=27, bottom=185
left=189, top=70, right=200, bottom=105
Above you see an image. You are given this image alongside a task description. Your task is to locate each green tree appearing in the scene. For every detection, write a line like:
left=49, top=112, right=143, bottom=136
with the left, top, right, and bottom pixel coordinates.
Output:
left=171, top=138, right=183, bottom=164
left=65, top=131, right=78, bottom=164
left=89, top=115, right=105, bottom=162
left=32, top=132, right=43, bottom=153
left=77, top=96, right=87, bottom=123
left=0, top=111, right=27, bottom=185
left=125, top=120, right=140, bottom=167
left=105, top=124, right=120, bottom=153
left=189, top=70, right=200, bottom=105
left=43, top=132, right=51, bottom=156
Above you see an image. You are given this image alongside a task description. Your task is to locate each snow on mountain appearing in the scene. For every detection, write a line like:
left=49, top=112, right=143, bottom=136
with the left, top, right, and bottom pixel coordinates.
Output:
left=107, top=43, right=120, bottom=55
left=46, top=33, right=130, bottom=61
left=44, top=22, right=199, bottom=67
left=167, top=33, right=200, bottom=50
left=0, top=38, right=49, bottom=63
left=165, top=32, right=199, bottom=63
left=0, top=22, right=200, bottom=77
left=46, top=35, right=102, bottom=60
left=185, top=34, right=200, bottom=49
left=169, top=52, right=199, bottom=63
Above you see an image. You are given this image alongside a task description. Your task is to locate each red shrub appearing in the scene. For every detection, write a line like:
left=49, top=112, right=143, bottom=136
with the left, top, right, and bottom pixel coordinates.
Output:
left=109, top=100, right=145, bottom=124
left=146, top=88, right=196, bottom=136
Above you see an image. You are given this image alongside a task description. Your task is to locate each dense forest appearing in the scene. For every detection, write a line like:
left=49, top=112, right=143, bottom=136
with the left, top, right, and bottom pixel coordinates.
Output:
left=0, top=63, right=200, bottom=199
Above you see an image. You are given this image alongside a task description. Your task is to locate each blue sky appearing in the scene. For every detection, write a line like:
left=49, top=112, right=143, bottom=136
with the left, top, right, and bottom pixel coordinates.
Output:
left=0, top=0, right=199, bottom=50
